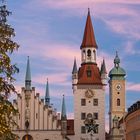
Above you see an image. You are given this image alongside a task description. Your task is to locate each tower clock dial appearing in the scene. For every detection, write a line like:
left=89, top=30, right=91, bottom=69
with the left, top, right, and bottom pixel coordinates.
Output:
left=116, top=84, right=121, bottom=91
left=85, top=89, right=94, bottom=98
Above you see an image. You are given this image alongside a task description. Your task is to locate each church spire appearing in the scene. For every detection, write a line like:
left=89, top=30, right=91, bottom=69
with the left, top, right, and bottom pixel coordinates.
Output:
left=80, top=8, right=98, bottom=49
left=61, top=95, right=67, bottom=120
left=72, top=58, right=77, bottom=74
left=25, top=56, right=31, bottom=90
left=45, top=78, right=50, bottom=106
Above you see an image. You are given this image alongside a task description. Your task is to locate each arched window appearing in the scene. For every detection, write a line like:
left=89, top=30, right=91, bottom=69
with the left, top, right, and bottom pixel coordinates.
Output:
left=117, top=99, right=120, bottom=106
left=22, top=135, right=33, bottom=140
left=87, top=49, right=91, bottom=57
left=83, top=50, right=86, bottom=60
left=93, top=50, right=96, bottom=60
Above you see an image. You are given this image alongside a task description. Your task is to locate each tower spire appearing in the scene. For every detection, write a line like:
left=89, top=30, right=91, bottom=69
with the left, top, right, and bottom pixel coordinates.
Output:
left=61, top=95, right=67, bottom=120
left=72, top=58, right=77, bottom=74
left=80, top=9, right=98, bottom=49
left=114, top=51, right=120, bottom=68
left=25, top=56, right=31, bottom=90
left=101, top=58, right=107, bottom=74
left=45, top=78, right=50, bottom=106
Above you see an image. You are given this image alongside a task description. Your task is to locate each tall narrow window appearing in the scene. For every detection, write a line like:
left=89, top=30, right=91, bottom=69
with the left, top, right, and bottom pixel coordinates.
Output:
left=93, top=99, right=98, bottom=106
left=87, top=49, right=91, bottom=57
left=117, top=98, right=120, bottom=106
left=81, top=126, right=86, bottom=134
left=93, top=113, right=98, bottom=120
left=81, top=113, right=86, bottom=120
left=93, top=50, right=96, bottom=60
left=83, top=50, right=86, bottom=60
left=94, top=125, right=99, bottom=133
left=81, top=98, right=86, bottom=106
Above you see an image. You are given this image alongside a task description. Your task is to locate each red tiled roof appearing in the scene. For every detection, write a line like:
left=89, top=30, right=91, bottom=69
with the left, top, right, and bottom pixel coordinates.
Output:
left=78, top=63, right=102, bottom=85
left=81, top=10, right=98, bottom=49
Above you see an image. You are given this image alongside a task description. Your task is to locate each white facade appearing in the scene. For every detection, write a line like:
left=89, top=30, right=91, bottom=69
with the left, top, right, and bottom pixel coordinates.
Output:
left=12, top=87, right=63, bottom=140
left=73, top=85, right=105, bottom=140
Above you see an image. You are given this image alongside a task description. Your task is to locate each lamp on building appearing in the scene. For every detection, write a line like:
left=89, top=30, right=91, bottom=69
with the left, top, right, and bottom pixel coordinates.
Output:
left=84, top=113, right=99, bottom=140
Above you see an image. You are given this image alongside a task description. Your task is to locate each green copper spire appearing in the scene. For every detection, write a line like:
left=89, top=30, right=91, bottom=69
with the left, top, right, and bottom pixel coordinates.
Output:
left=114, top=51, right=120, bottom=68
left=25, top=56, right=31, bottom=90
left=61, top=95, right=67, bottom=120
left=45, top=78, right=50, bottom=106
left=72, top=58, right=77, bottom=74
left=109, top=52, right=126, bottom=80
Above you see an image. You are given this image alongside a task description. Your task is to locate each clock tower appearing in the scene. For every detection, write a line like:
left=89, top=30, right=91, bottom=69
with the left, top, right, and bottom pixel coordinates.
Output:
left=108, top=52, right=126, bottom=132
left=72, top=9, right=107, bottom=140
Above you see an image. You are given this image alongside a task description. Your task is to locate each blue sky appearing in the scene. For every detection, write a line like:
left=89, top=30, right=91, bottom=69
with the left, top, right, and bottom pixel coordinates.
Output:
left=7, top=0, right=140, bottom=131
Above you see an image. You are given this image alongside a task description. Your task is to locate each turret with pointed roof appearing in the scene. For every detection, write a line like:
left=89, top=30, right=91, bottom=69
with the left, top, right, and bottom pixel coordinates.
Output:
left=101, top=58, right=107, bottom=75
left=45, top=79, right=50, bottom=106
left=72, top=58, right=78, bottom=88
left=101, top=58, right=107, bottom=85
left=61, top=95, right=67, bottom=137
left=25, top=56, right=31, bottom=90
left=81, top=8, right=98, bottom=49
left=61, top=95, right=67, bottom=120
left=72, top=58, right=77, bottom=74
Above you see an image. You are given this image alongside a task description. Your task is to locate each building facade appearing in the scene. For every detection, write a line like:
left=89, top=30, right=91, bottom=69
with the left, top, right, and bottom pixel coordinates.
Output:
left=12, top=57, right=68, bottom=140
left=125, top=101, right=140, bottom=140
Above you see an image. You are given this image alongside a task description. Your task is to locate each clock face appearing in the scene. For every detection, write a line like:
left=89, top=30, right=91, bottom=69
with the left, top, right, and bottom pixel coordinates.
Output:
left=85, top=89, right=94, bottom=98
left=116, top=84, right=121, bottom=91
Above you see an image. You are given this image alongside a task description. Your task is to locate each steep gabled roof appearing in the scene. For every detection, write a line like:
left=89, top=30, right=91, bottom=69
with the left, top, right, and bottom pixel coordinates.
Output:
left=81, top=9, right=98, bottom=49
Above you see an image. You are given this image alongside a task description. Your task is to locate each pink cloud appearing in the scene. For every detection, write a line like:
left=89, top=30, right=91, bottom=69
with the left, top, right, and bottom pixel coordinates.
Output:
left=39, top=0, right=140, bottom=9
left=127, top=82, right=140, bottom=92
left=32, top=73, right=71, bottom=86
left=124, top=41, right=140, bottom=55
left=35, top=0, right=140, bottom=41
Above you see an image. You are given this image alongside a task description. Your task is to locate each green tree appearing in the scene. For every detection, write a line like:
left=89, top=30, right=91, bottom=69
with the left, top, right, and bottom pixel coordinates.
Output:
left=0, top=0, right=19, bottom=139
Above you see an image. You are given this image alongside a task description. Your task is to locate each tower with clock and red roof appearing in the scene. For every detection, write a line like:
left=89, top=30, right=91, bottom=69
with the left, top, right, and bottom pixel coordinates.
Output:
left=72, top=9, right=107, bottom=140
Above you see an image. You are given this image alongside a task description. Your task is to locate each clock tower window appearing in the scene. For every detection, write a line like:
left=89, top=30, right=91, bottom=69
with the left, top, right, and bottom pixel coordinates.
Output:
left=81, top=112, right=86, bottom=120
left=93, top=99, right=98, bottom=106
left=117, top=98, right=120, bottom=106
left=93, top=112, right=98, bottom=120
left=117, top=92, right=120, bottom=94
left=81, top=98, right=86, bottom=106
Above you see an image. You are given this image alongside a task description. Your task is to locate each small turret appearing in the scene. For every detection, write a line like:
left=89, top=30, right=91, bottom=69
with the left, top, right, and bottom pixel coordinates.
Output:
left=45, top=79, right=50, bottom=106
left=72, top=58, right=78, bottom=89
left=61, top=95, right=67, bottom=137
left=100, top=58, right=107, bottom=85
left=25, top=56, right=31, bottom=90
left=109, top=52, right=126, bottom=80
